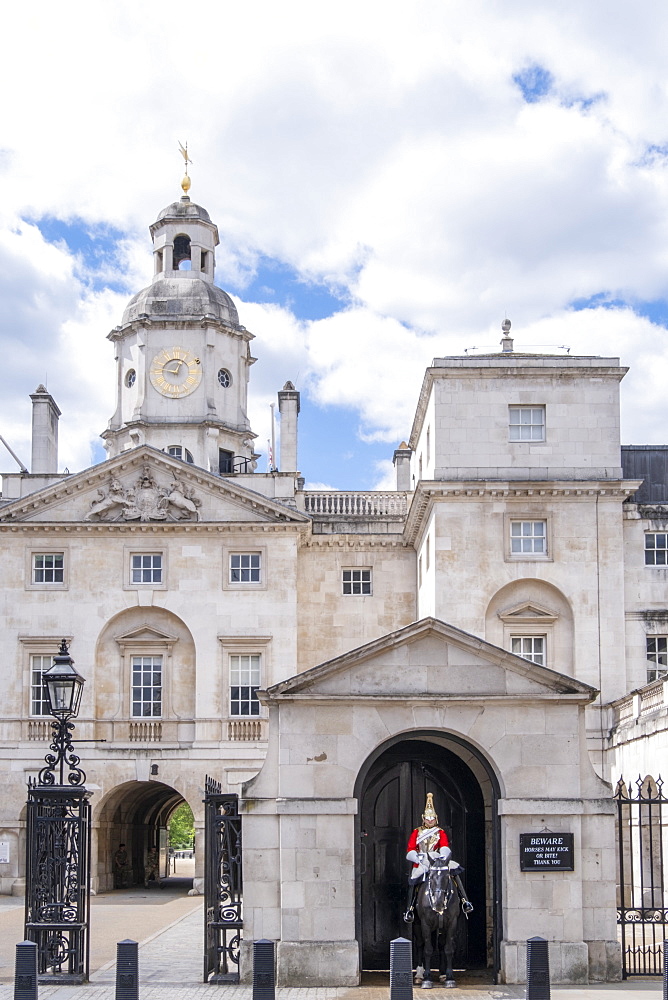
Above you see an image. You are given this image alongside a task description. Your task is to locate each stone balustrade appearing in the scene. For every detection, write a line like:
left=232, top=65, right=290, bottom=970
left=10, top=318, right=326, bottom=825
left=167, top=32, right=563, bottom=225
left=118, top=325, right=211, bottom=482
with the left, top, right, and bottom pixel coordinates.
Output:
left=303, top=492, right=407, bottom=517
left=228, top=719, right=266, bottom=741
left=26, top=720, right=51, bottom=741
left=129, top=721, right=162, bottom=742
left=612, top=678, right=668, bottom=726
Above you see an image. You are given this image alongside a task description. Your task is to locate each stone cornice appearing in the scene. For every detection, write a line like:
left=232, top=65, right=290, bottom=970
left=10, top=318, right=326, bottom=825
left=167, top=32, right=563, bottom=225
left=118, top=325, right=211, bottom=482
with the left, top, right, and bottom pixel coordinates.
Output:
left=107, top=316, right=253, bottom=341
left=404, top=479, right=643, bottom=546
left=625, top=610, right=668, bottom=622
left=101, top=415, right=258, bottom=439
left=0, top=521, right=307, bottom=534
left=408, top=370, right=434, bottom=450
left=260, top=691, right=592, bottom=705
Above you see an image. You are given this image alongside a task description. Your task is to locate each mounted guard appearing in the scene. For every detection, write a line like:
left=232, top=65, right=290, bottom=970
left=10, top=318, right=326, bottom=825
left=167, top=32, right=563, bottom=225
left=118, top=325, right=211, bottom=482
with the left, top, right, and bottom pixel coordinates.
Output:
left=404, top=792, right=473, bottom=922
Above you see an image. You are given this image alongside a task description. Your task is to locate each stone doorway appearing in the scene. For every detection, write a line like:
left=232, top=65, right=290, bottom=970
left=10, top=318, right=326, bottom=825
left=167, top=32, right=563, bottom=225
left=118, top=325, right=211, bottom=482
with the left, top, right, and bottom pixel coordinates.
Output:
left=356, top=735, right=499, bottom=977
left=95, top=780, right=192, bottom=894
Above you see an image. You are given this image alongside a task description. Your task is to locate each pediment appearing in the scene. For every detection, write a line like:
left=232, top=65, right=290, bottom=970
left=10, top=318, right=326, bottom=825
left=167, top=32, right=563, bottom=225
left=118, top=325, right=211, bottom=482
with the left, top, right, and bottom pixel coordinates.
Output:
left=114, top=624, right=178, bottom=646
left=265, top=617, right=596, bottom=703
left=498, top=602, right=559, bottom=624
left=0, top=447, right=309, bottom=526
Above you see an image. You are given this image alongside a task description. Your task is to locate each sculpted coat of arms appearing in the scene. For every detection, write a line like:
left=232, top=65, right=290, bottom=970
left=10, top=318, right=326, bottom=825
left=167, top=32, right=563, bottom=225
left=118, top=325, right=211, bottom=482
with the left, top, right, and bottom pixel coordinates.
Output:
left=86, top=467, right=201, bottom=522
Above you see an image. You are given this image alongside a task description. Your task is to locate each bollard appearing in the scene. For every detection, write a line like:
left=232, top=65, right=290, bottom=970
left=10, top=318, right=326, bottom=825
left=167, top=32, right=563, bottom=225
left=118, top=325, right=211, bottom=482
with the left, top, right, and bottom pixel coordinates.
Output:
left=663, top=939, right=668, bottom=1000
left=526, top=936, right=550, bottom=1000
left=253, top=939, right=275, bottom=1000
left=390, top=936, right=413, bottom=1000
left=14, top=941, right=38, bottom=1000
left=116, top=939, right=139, bottom=1000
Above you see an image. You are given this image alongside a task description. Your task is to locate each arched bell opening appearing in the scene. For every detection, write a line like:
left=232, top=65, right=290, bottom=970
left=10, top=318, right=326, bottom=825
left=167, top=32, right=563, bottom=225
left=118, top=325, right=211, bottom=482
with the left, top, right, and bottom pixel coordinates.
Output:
left=354, top=732, right=502, bottom=982
left=95, top=780, right=194, bottom=894
left=173, top=233, right=192, bottom=269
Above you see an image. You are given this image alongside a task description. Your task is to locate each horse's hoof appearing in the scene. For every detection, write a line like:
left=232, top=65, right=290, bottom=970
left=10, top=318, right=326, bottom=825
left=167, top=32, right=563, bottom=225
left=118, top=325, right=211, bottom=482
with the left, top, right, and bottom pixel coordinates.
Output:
left=445, top=980, right=456, bottom=989
left=421, top=980, right=434, bottom=989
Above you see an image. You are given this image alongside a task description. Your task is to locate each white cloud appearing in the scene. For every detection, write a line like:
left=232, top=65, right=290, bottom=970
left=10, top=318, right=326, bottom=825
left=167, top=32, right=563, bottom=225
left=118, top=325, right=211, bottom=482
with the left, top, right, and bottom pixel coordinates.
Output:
left=4, top=2, right=668, bottom=482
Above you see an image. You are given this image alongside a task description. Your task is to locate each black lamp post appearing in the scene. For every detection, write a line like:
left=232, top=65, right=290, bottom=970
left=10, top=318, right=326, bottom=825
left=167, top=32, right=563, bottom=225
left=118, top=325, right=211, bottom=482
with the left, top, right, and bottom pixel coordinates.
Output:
left=38, top=639, right=86, bottom=786
left=25, top=639, right=91, bottom=983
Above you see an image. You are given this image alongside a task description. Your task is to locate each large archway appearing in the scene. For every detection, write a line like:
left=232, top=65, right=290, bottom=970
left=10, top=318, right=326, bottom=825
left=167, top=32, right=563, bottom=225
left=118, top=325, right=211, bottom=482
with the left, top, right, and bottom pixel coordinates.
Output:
left=355, top=732, right=501, bottom=979
left=95, top=780, right=192, bottom=892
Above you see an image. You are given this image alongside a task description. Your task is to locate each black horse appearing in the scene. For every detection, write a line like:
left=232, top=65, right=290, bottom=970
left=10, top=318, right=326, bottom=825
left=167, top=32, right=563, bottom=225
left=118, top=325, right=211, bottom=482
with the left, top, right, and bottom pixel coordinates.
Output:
left=413, top=859, right=460, bottom=988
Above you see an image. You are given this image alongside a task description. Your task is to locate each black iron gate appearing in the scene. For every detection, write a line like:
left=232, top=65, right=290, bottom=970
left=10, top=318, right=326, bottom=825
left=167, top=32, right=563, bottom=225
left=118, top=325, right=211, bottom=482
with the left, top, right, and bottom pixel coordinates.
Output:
left=24, top=783, right=91, bottom=983
left=615, top=775, right=667, bottom=976
left=203, top=777, right=242, bottom=983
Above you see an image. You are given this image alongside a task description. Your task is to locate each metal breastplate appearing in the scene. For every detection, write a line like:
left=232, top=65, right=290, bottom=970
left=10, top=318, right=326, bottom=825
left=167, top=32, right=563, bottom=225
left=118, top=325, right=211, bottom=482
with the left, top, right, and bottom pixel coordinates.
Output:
left=417, top=827, right=440, bottom=853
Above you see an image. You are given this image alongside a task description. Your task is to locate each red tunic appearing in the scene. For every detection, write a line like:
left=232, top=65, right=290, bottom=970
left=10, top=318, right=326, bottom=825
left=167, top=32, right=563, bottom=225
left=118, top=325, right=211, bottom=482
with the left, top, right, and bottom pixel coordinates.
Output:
left=407, top=826, right=449, bottom=870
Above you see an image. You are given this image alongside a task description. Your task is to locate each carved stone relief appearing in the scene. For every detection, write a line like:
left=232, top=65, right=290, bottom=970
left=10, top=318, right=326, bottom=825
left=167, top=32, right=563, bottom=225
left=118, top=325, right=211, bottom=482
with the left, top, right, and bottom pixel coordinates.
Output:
left=86, top=466, right=201, bottom=522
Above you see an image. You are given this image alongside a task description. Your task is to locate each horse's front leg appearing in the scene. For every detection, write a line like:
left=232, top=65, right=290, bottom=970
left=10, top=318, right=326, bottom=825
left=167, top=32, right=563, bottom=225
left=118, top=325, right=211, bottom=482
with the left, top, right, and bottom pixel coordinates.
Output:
left=441, top=941, right=456, bottom=988
left=439, top=904, right=458, bottom=988
left=412, top=923, right=425, bottom=983
left=421, top=926, right=435, bottom=989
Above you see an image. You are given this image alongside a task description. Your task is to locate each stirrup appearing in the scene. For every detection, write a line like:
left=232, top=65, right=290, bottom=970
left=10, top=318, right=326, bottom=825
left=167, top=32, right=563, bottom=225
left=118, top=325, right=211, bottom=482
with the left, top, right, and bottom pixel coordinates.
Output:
left=462, top=900, right=473, bottom=914
left=403, top=909, right=415, bottom=923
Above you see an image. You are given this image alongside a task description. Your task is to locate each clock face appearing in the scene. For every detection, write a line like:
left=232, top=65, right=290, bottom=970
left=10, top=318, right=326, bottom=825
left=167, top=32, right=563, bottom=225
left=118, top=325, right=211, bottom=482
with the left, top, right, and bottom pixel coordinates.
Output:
left=149, top=348, right=202, bottom=398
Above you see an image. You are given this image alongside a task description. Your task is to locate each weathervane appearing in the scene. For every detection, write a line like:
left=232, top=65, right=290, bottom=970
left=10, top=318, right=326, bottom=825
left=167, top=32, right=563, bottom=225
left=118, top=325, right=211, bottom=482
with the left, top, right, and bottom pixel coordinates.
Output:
left=178, top=141, right=192, bottom=197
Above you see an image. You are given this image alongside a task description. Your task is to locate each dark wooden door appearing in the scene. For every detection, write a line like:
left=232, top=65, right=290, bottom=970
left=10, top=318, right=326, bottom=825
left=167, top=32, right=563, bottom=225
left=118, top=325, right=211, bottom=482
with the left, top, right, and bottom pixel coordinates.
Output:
left=359, top=740, right=486, bottom=970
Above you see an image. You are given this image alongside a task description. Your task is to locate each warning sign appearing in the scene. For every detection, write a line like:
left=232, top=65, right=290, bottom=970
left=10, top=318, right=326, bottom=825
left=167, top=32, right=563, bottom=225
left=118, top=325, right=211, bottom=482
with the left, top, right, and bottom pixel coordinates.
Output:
left=519, top=833, right=574, bottom=871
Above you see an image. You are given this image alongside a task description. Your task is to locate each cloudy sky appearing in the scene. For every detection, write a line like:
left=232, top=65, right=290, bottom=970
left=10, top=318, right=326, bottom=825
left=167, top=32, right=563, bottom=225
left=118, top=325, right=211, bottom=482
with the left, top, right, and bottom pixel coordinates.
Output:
left=2, top=1, right=668, bottom=490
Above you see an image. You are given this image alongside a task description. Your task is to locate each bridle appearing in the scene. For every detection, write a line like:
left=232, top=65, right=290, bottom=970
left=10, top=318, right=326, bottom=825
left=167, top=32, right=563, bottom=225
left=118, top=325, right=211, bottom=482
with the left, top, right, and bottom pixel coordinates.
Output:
left=425, top=860, right=455, bottom=915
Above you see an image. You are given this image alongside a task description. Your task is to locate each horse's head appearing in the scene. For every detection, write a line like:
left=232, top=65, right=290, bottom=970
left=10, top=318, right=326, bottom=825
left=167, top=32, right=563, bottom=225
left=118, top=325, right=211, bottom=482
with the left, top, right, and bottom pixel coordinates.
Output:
left=426, top=860, right=453, bottom=915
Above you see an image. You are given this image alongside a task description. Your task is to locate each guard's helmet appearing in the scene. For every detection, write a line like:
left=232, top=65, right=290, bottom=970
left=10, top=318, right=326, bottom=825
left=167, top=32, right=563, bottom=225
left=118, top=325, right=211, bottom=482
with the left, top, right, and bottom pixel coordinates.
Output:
left=422, top=792, right=438, bottom=825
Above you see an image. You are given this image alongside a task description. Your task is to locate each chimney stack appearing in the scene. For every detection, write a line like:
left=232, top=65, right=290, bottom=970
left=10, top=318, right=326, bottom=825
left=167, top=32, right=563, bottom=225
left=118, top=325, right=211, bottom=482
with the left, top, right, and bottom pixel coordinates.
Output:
left=393, top=442, right=412, bottom=491
left=30, top=385, right=60, bottom=474
left=277, top=382, right=300, bottom=473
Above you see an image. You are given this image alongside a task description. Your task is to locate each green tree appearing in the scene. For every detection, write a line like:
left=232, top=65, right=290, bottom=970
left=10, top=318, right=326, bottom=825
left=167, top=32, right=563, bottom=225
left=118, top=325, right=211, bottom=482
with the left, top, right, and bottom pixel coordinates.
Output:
left=169, top=801, right=194, bottom=849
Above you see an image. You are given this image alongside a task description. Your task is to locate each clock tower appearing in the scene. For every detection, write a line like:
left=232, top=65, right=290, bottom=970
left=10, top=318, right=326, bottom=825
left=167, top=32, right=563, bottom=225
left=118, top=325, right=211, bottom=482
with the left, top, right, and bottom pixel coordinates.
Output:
left=103, top=190, right=259, bottom=474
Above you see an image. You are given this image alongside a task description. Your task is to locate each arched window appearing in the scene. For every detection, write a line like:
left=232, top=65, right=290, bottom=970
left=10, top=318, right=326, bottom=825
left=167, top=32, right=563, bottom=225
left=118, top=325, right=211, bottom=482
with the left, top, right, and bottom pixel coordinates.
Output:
left=173, top=234, right=191, bottom=269
left=166, top=446, right=194, bottom=464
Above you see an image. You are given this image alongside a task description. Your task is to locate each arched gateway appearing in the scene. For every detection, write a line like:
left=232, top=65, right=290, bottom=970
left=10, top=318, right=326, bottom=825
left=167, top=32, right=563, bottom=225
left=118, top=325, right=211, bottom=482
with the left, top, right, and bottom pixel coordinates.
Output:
left=242, top=617, right=621, bottom=987
left=356, top=734, right=498, bottom=975
left=95, top=779, right=191, bottom=892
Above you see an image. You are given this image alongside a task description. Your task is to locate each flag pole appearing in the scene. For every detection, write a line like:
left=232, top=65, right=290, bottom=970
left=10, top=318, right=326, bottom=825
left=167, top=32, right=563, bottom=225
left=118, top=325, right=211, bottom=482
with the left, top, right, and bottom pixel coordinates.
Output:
left=270, top=402, right=276, bottom=472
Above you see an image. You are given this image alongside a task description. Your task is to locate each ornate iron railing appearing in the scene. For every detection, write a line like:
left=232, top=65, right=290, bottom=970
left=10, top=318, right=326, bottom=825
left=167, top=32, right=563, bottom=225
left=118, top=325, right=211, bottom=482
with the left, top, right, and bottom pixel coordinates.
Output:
left=203, top=779, right=242, bottom=983
left=615, top=775, right=668, bottom=976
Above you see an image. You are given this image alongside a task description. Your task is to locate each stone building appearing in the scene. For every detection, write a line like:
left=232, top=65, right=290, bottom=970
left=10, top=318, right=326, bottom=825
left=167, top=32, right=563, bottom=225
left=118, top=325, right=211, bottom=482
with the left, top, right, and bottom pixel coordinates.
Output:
left=0, top=188, right=665, bottom=986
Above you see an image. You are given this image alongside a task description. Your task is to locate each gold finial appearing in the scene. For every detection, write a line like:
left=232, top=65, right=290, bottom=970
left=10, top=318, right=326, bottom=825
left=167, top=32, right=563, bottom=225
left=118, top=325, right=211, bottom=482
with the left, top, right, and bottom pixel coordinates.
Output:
left=178, top=141, right=192, bottom=196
